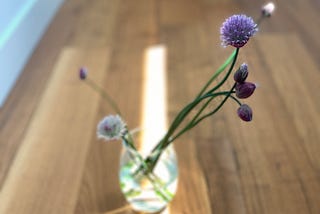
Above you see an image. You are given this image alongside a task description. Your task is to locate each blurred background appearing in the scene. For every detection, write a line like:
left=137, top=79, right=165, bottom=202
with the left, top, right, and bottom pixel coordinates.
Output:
left=0, top=0, right=320, bottom=213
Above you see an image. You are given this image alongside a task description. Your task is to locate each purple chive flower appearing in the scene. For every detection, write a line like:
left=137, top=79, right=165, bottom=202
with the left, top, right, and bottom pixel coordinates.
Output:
left=235, top=82, right=256, bottom=99
left=237, top=104, right=253, bottom=122
left=220, top=14, right=258, bottom=48
left=79, top=67, right=88, bottom=80
left=234, top=63, right=248, bottom=83
left=97, top=115, right=126, bottom=141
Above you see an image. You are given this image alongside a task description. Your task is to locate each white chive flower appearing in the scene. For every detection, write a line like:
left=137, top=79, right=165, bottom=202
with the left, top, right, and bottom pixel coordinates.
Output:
left=262, top=2, right=275, bottom=17
left=97, top=115, right=126, bottom=141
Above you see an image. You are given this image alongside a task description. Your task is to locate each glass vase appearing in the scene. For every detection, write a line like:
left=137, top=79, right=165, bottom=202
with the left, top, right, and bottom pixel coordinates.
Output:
left=119, top=135, right=178, bottom=213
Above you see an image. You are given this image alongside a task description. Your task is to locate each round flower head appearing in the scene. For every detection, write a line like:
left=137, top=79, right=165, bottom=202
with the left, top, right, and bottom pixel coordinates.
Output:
left=97, top=115, right=126, bottom=141
left=220, top=14, right=258, bottom=48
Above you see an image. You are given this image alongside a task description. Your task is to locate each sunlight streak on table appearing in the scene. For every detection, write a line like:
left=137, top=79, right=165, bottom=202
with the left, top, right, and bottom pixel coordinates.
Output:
left=140, top=45, right=167, bottom=156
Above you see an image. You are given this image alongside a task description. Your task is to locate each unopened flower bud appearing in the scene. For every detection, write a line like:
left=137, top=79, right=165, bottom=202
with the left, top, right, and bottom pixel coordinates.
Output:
left=234, top=63, right=248, bottom=83
left=262, top=2, right=275, bottom=17
left=235, top=82, right=256, bottom=99
left=237, top=104, right=253, bottom=122
left=79, top=67, right=87, bottom=80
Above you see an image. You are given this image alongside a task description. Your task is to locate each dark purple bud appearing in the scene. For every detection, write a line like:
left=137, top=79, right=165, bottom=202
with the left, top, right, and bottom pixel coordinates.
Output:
left=237, top=104, right=253, bottom=122
left=79, top=67, right=87, bottom=80
left=235, top=82, right=256, bottom=99
left=234, top=63, right=248, bottom=83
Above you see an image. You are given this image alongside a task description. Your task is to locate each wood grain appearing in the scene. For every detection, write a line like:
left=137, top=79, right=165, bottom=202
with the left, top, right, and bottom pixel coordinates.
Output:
left=1, top=0, right=320, bottom=213
left=0, top=0, right=78, bottom=188
left=0, top=48, right=110, bottom=213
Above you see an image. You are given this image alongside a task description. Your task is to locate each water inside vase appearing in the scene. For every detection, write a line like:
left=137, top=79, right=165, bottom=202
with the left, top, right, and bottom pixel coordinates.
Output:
left=119, top=148, right=178, bottom=213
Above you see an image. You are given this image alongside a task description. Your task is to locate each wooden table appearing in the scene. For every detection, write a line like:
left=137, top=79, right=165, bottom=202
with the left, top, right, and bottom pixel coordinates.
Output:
left=1, top=0, right=320, bottom=213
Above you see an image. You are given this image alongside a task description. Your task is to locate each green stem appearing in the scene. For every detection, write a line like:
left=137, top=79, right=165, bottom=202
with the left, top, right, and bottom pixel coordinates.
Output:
left=169, top=48, right=239, bottom=144
left=187, top=48, right=239, bottom=128
left=190, top=90, right=235, bottom=126
left=191, top=83, right=237, bottom=128
left=122, top=136, right=172, bottom=202
left=146, top=91, right=234, bottom=173
left=163, top=91, right=234, bottom=148
left=168, top=89, right=240, bottom=144
left=159, top=48, right=239, bottom=147
left=256, top=14, right=270, bottom=26
left=85, top=78, right=122, bottom=115
left=145, top=49, right=240, bottom=173
left=206, top=48, right=239, bottom=95
left=197, top=49, right=238, bottom=98
left=151, top=49, right=239, bottom=153
left=229, top=95, right=242, bottom=106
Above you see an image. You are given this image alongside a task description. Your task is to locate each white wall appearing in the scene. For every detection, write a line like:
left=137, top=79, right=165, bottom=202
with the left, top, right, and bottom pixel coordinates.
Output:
left=0, top=0, right=65, bottom=106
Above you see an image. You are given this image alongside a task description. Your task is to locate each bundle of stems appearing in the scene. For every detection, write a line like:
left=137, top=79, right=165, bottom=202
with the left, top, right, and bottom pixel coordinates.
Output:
left=137, top=48, right=239, bottom=174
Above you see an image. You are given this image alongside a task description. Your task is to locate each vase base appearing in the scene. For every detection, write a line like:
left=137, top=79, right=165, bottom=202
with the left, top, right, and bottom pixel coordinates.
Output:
left=129, top=199, right=167, bottom=214
left=131, top=204, right=167, bottom=214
